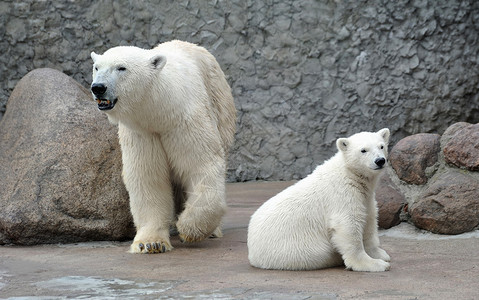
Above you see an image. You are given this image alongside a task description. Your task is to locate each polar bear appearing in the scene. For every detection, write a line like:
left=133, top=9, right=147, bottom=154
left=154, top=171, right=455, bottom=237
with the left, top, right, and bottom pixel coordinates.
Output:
left=90, top=40, right=236, bottom=253
left=247, top=129, right=391, bottom=271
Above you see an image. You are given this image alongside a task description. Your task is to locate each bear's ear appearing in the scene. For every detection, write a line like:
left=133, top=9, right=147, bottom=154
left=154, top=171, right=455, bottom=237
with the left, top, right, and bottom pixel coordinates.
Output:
left=91, top=52, right=99, bottom=63
left=378, top=128, right=390, bottom=143
left=150, top=54, right=167, bottom=70
left=337, top=138, right=349, bottom=152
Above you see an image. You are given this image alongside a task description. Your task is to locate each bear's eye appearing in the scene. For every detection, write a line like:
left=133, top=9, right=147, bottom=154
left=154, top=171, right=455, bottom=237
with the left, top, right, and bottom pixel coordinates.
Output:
left=361, top=149, right=367, bottom=153
left=94, top=67, right=98, bottom=71
left=380, top=145, right=384, bottom=149
left=117, top=66, right=126, bottom=72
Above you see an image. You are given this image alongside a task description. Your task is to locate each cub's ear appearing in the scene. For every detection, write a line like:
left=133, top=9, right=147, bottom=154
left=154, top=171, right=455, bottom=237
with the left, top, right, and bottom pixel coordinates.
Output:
left=151, top=54, right=167, bottom=70
left=378, top=128, right=390, bottom=143
left=336, top=138, right=349, bottom=152
left=91, top=52, right=99, bottom=63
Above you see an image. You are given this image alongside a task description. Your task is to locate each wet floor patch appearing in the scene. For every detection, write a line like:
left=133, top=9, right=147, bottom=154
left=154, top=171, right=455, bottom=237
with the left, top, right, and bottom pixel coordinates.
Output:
left=3, top=276, right=338, bottom=299
left=30, top=276, right=182, bottom=299
left=0, top=269, right=11, bottom=291
left=185, top=289, right=338, bottom=300
left=159, top=287, right=337, bottom=300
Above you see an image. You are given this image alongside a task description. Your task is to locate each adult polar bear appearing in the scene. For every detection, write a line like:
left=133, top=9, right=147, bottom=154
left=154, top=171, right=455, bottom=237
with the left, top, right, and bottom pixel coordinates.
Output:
left=248, top=129, right=391, bottom=271
left=90, top=40, right=236, bottom=253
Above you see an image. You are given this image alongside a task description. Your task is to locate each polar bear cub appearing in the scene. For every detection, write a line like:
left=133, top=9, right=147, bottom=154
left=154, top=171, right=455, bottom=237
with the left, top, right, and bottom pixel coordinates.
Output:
left=90, top=40, right=236, bottom=254
left=248, top=129, right=391, bottom=271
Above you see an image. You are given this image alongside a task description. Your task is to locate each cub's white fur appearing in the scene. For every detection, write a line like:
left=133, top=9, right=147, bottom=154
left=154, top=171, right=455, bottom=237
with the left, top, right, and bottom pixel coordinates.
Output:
left=247, top=129, right=391, bottom=271
left=91, top=40, right=236, bottom=253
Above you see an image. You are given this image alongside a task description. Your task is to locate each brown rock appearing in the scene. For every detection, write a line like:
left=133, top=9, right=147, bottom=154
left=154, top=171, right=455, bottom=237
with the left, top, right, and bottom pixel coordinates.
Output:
left=443, top=123, right=479, bottom=171
left=389, top=133, right=441, bottom=185
left=440, top=122, right=471, bottom=146
left=409, top=170, right=479, bottom=234
left=0, top=68, right=134, bottom=245
left=376, top=172, right=406, bottom=229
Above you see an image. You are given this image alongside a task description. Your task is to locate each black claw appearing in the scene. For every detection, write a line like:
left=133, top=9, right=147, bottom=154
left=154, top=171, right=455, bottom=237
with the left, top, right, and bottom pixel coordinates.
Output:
left=146, top=243, right=152, bottom=252
left=161, top=244, right=166, bottom=253
left=152, top=243, right=158, bottom=251
left=179, top=237, right=185, bottom=243
left=139, top=243, right=145, bottom=251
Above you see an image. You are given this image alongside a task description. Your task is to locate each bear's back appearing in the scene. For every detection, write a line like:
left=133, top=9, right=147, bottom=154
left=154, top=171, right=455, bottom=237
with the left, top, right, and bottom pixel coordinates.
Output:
left=155, top=40, right=236, bottom=154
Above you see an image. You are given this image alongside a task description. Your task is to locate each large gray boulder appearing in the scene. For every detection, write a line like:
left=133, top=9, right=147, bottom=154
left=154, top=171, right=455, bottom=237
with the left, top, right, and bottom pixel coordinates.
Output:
left=0, top=68, right=134, bottom=245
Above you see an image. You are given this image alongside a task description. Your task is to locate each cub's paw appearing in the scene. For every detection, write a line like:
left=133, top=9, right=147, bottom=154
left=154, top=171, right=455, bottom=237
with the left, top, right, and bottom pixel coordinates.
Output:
left=346, top=256, right=390, bottom=272
left=129, top=240, right=172, bottom=254
left=367, top=247, right=391, bottom=262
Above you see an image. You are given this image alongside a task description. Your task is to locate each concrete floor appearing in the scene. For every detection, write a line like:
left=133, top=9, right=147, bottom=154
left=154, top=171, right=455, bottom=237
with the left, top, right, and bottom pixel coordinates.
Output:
left=1, top=181, right=478, bottom=299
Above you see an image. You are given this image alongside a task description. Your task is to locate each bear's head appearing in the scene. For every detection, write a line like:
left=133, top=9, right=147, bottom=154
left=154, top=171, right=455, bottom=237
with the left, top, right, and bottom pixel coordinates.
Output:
left=336, top=128, right=390, bottom=175
left=90, top=46, right=166, bottom=114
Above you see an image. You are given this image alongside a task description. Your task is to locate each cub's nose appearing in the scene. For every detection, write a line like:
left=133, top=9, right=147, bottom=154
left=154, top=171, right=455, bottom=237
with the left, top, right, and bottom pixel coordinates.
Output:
left=375, top=157, right=386, bottom=168
left=91, top=83, right=107, bottom=96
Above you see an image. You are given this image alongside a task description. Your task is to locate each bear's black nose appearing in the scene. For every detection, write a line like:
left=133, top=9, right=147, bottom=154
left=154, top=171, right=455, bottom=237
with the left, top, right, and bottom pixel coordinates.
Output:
left=375, top=157, right=386, bottom=168
left=91, top=83, right=107, bottom=96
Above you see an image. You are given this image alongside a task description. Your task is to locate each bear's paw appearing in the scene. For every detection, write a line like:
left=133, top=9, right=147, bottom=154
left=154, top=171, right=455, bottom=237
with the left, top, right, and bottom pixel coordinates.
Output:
left=178, top=226, right=223, bottom=243
left=366, top=247, right=391, bottom=262
left=346, top=256, right=390, bottom=272
left=176, top=206, right=225, bottom=243
left=129, top=240, right=173, bottom=254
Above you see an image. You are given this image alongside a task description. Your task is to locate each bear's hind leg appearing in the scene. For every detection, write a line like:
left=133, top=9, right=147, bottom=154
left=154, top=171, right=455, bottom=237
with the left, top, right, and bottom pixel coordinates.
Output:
left=176, top=162, right=227, bottom=243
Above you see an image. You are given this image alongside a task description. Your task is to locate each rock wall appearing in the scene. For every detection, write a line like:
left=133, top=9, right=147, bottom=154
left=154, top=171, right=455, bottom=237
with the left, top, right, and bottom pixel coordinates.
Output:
left=1, top=0, right=479, bottom=181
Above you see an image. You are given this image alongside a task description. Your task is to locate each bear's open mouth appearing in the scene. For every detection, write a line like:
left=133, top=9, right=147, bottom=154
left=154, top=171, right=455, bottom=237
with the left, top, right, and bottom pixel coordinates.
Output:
left=96, top=98, right=117, bottom=111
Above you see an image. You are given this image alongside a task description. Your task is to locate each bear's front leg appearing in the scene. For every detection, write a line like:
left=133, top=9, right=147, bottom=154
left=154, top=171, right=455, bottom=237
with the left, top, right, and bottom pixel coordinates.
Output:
left=176, top=161, right=227, bottom=243
left=330, top=215, right=390, bottom=272
left=363, top=199, right=391, bottom=262
left=119, top=125, right=175, bottom=254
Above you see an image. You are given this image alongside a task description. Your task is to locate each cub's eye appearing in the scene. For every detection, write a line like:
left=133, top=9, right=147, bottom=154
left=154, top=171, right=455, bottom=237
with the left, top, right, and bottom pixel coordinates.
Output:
left=117, top=66, right=126, bottom=71
left=380, top=145, right=384, bottom=149
left=361, top=149, right=367, bottom=153
left=94, top=67, right=98, bottom=71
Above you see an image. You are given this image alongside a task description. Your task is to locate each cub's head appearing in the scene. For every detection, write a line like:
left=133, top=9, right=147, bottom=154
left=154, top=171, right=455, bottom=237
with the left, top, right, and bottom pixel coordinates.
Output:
left=90, top=46, right=166, bottom=112
left=336, top=128, right=390, bottom=175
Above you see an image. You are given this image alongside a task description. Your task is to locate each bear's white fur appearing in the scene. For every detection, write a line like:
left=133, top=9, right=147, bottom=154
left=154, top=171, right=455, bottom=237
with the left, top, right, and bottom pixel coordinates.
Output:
left=247, top=129, right=391, bottom=271
left=90, top=40, right=236, bottom=253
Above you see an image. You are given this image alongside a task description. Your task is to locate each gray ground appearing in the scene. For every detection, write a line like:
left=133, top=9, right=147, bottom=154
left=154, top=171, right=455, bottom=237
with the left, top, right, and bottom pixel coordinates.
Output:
left=1, top=181, right=478, bottom=299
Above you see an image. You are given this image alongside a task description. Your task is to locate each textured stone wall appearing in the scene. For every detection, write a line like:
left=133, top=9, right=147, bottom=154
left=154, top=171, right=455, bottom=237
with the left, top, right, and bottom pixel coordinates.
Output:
left=1, top=0, right=478, bottom=181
